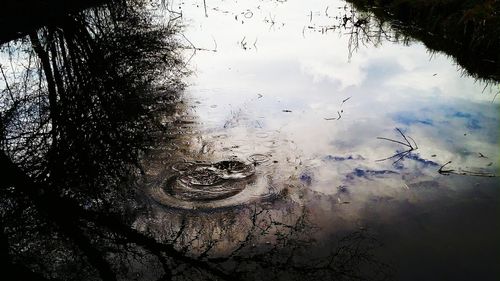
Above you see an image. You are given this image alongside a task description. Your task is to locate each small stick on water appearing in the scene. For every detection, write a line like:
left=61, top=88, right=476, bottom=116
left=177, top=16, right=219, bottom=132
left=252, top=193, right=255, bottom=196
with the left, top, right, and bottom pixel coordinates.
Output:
left=438, top=161, right=497, bottom=177
left=376, top=128, right=418, bottom=165
left=325, top=97, right=351, bottom=120
left=438, top=161, right=454, bottom=175
left=212, top=36, right=218, bottom=51
left=240, top=36, right=248, bottom=50
left=341, top=96, right=351, bottom=106
left=203, top=0, right=208, bottom=17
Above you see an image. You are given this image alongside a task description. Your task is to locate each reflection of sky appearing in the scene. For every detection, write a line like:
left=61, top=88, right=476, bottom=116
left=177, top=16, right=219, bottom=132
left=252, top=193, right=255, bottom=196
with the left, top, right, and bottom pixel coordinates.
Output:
left=170, top=0, right=500, bottom=273
left=141, top=0, right=500, bottom=278
left=174, top=0, right=499, bottom=178
left=171, top=0, right=500, bottom=180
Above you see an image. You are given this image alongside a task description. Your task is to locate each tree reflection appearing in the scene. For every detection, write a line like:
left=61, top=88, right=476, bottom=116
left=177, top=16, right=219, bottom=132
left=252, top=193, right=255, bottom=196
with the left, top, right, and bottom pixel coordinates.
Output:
left=340, top=1, right=500, bottom=82
left=1, top=0, right=391, bottom=280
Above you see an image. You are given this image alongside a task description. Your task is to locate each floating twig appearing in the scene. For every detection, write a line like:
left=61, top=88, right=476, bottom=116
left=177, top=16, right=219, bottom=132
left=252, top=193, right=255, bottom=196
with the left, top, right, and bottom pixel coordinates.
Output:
left=266, top=13, right=276, bottom=30
left=325, top=97, right=350, bottom=120
left=211, top=36, right=218, bottom=52
left=240, top=36, right=247, bottom=50
left=438, top=161, right=497, bottom=177
left=438, top=161, right=454, bottom=175
left=341, top=96, right=351, bottom=106
left=376, top=128, right=418, bottom=165
left=179, top=33, right=217, bottom=68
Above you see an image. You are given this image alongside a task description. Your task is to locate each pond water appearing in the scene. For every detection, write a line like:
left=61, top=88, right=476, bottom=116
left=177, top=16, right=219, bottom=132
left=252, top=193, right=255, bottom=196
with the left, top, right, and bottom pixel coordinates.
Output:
left=139, top=0, right=500, bottom=280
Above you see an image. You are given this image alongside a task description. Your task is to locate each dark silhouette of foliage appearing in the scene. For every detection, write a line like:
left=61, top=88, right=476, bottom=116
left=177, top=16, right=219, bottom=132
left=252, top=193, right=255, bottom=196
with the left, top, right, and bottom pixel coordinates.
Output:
left=345, top=0, right=500, bottom=82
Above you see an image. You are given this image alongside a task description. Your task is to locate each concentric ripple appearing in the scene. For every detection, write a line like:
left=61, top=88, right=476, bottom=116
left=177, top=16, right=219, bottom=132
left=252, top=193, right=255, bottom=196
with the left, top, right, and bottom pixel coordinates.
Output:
left=247, top=153, right=271, bottom=164
left=149, top=160, right=270, bottom=209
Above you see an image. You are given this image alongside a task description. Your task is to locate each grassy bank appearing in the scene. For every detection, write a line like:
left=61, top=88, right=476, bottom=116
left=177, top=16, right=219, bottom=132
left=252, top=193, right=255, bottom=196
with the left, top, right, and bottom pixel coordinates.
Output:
left=346, top=0, right=500, bottom=82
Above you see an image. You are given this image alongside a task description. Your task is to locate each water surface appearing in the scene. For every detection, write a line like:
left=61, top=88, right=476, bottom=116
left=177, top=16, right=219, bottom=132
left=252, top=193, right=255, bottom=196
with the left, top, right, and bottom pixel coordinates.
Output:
left=141, top=0, right=500, bottom=279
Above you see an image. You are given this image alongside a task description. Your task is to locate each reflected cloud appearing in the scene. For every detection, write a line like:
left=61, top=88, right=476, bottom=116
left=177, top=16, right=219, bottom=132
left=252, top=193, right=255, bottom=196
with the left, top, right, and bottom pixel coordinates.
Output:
left=323, top=154, right=365, bottom=161
left=393, top=112, right=434, bottom=126
left=345, top=168, right=399, bottom=180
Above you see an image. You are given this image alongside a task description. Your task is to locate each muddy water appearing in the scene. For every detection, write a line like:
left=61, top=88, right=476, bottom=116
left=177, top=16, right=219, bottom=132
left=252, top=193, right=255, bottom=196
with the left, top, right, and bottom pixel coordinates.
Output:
left=139, top=0, right=500, bottom=280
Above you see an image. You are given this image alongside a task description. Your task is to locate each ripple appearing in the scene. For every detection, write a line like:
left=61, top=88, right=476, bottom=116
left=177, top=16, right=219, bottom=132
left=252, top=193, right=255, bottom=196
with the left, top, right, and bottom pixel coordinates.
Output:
left=255, top=132, right=270, bottom=138
left=178, top=165, right=225, bottom=186
left=171, top=161, right=195, bottom=172
left=153, top=160, right=254, bottom=205
left=263, top=140, right=280, bottom=148
left=148, top=159, right=285, bottom=209
left=212, top=161, right=255, bottom=179
left=247, top=153, right=271, bottom=163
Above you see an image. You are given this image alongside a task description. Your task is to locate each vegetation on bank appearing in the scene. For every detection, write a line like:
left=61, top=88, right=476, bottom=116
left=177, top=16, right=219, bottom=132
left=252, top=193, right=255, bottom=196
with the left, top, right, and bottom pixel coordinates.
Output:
left=0, top=0, right=108, bottom=44
left=346, top=0, right=500, bottom=82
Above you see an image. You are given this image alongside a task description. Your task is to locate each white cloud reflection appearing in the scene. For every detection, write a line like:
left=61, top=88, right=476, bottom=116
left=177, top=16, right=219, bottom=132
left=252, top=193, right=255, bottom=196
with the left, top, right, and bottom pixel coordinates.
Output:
left=174, top=0, right=500, bottom=232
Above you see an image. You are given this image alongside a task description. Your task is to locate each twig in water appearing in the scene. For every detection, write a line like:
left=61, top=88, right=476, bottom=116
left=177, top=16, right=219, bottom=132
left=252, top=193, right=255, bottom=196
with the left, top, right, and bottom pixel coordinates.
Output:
left=341, top=96, right=351, bottom=106
left=211, top=35, right=218, bottom=52
left=324, top=110, right=343, bottom=121
left=325, top=97, right=351, bottom=120
left=240, top=36, right=247, bottom=50
left=376, top=128, right=418, bottom=165
left=438, top=161, right=454, bottom=175
left=438, top=161, right=497, bottom=177
left=179, top=33, right=217, bottom=68
left=266, top=13, right=276, bottom=29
